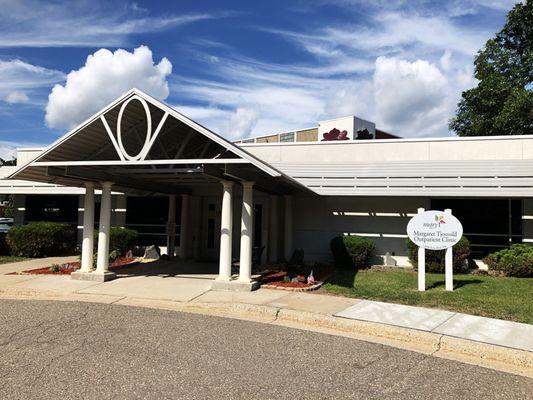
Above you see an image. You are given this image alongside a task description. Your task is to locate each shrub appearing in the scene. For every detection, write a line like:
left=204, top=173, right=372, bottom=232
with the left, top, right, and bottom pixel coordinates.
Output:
left=330, top=236, right=353, bottom=269
left=109, top=249, right=121, bottom=263
left=110, top=227, right=138, bottom=254
left=88, top=249, right=125, bottom=270
left=406, top=236, right=471, bottom=273
left=330, top=235, right=375, bottom=269
left=483, top=244, right=533, bottom=277
left=50, top=264, right=61, bottom=273
left=94, top=227, right=138, bottom=254
left=6, top=222, right=75, bottom=258
left=0, top=233, right=9, bottom=255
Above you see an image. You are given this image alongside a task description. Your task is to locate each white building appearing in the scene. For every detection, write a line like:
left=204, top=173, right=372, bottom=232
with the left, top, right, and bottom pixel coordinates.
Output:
left=3, top=89, right=533, bottom=288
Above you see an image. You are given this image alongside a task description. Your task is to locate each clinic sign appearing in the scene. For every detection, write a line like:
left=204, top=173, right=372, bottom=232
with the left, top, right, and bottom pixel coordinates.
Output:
left=407, top=210, right=463, bottom=250
left=407, top=209, right=463, bottom=292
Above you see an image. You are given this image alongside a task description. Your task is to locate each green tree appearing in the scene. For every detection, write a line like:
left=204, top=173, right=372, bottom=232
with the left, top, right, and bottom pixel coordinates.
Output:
left=450, top=1, right=533, bottom=136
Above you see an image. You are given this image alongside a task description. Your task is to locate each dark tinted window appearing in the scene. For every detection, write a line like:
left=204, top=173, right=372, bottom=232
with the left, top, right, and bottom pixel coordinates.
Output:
left=25, top=195, right=78, bottom=225
left=254, top=204, right=262, bottom=247
left=125, top=196, right=181, bottom=246
left=430, top=199, right=522, bottom=257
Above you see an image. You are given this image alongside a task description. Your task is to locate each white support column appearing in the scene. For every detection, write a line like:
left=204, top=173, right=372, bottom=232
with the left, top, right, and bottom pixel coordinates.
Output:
left=268, top=195, right=279, bottom=262
left=80, top=182, right=95, bottom=272
left=417, top=207, right=426, bottom=291
left=217, top=181, right=233, bottom=281
left=444, top=208, right=454, bottom=291
left=179, top=194, right=190, bottom=259
left=167, top=195, right=176, bottom=259
left=239, top=182, right=254, bottom=283
left=95, top=181, right=114, bottom=279
left=284, top=195, right=293, bottom=261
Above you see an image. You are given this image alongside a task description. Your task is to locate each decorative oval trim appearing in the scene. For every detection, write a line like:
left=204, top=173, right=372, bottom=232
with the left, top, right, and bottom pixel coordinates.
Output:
left=116, top=95, right=152, bottom=161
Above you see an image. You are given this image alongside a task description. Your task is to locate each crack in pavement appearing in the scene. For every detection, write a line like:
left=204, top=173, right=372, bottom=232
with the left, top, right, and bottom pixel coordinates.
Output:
left=431, top=334, right=444, bottom=356
left=273, top=308, right=281, bottom=321
left=381, top=336, right=447, bottom=397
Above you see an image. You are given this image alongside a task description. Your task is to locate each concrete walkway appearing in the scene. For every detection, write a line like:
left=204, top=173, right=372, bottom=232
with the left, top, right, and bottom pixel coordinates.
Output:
left=0, top=257, right=531, bottom=377
left=335, top=300, right=533, bottom=352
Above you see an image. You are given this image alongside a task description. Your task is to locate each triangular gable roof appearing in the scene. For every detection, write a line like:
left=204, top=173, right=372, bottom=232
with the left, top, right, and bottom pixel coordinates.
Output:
left=10, top=88, right=283, bottom=179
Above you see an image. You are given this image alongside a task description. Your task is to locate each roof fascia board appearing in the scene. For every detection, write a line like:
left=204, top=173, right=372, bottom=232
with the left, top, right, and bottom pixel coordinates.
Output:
left=32, top=158, right=250, bottom=167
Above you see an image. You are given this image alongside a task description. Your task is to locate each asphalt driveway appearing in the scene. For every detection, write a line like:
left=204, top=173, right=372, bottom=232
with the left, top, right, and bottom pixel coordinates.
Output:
left=0, top=300, right=531, bottom=400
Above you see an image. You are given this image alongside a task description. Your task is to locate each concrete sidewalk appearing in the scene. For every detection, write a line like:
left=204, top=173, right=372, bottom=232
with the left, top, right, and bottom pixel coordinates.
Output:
left=335, top=300, right=533, bottom=352
left=0, top=257, right=531, bottom=377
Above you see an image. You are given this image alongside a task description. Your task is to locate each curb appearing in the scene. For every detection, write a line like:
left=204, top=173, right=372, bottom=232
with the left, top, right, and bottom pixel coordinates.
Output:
left=0, top=288, right=531, bottom=378
left=273, top=308, right=533, bottom=378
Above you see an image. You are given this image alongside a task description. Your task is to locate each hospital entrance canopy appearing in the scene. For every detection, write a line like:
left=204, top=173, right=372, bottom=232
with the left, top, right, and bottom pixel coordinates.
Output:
left=10, top=89, right=306, bottom=195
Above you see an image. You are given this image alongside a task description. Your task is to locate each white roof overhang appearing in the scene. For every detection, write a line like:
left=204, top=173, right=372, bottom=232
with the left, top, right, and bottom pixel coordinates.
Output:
left=9, top=89, right=309, bottom=196
left=273, top=160, right=533, bottom=197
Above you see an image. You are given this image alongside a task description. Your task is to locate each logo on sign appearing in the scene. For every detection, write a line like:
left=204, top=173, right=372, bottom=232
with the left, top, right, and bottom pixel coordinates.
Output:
left=407, top=210, right=463, bottom=251
left=422, top=214, right=446, bottom=229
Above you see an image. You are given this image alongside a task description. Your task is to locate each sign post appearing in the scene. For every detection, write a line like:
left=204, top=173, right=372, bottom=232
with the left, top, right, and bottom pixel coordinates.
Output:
left=444, top=209, right=453, bottom=291
left=407, top=209, right=463, bottom=292
left=417, top=208, right=426, bottom=291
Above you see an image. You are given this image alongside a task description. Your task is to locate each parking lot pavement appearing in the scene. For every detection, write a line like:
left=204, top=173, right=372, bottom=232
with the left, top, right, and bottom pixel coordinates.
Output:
left=0, top=299, right=531, bottom=400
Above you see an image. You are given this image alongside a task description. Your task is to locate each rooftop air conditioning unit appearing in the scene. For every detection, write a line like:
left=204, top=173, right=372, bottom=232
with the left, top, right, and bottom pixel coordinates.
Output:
left=318, top=116, right=376, bottom=141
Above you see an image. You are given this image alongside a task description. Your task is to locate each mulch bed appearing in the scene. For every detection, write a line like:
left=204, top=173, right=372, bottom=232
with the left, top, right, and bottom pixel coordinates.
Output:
left=259, top=263, right=334, bottom=291
left=8, top=257, right=137, bottom=275
left=262, top=279, right=325, bottom=292
left=260, top=271, right=288, bottom=283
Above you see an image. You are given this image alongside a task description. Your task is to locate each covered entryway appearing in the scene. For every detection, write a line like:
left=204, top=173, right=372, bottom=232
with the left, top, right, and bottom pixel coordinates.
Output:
left=9, top=89, right=308, bottom=290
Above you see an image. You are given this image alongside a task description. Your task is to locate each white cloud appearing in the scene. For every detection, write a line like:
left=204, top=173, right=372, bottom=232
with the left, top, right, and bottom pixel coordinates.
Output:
left=175, top=105, right=230, bottom=122
left=445, top=0, right=518, bottom=16
left=227, top=107, right=260, bottom=139
left=173, top=34, right=480, bottom=139
left=175, top=77, right=328, bottom=137
left=440, top=50, right=453, bottom=71
left=173, top=104, right=232, bottom=134
left=309, top=0, right=517, bottom=15
left=271, top=12, right=490, bottom=60
left=244, top=1, right=507, bottom=137
left=45, top=45, right=172, bottom=129
left=4, top=91, right=29, bottom=104
left=0, top=59, right=65, bottom=102
left=168, top=49, right=375, bottom=138
left=0, top=1, right=220, bottom=48
left=324, top=80, right=374, bottom=120
left=0, top=142, right=16, bottom=160
left=373, top=56, right=449, bottom=136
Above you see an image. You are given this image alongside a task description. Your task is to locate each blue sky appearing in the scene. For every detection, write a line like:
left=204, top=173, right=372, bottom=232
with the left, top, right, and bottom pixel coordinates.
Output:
left=0, top=0, right=518, bottom=158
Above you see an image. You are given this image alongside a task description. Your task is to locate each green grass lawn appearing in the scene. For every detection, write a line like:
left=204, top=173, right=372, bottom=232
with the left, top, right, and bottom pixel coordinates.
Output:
left=322, top=269, right=533, bottom=324
left=0, top=256, right=29, bottom=265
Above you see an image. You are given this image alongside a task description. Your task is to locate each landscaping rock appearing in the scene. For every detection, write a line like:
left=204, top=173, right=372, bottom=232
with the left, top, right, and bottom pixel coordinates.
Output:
left=143, top=245, right=160, bottom=261
left=384, top=252, right=397, bottom=267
